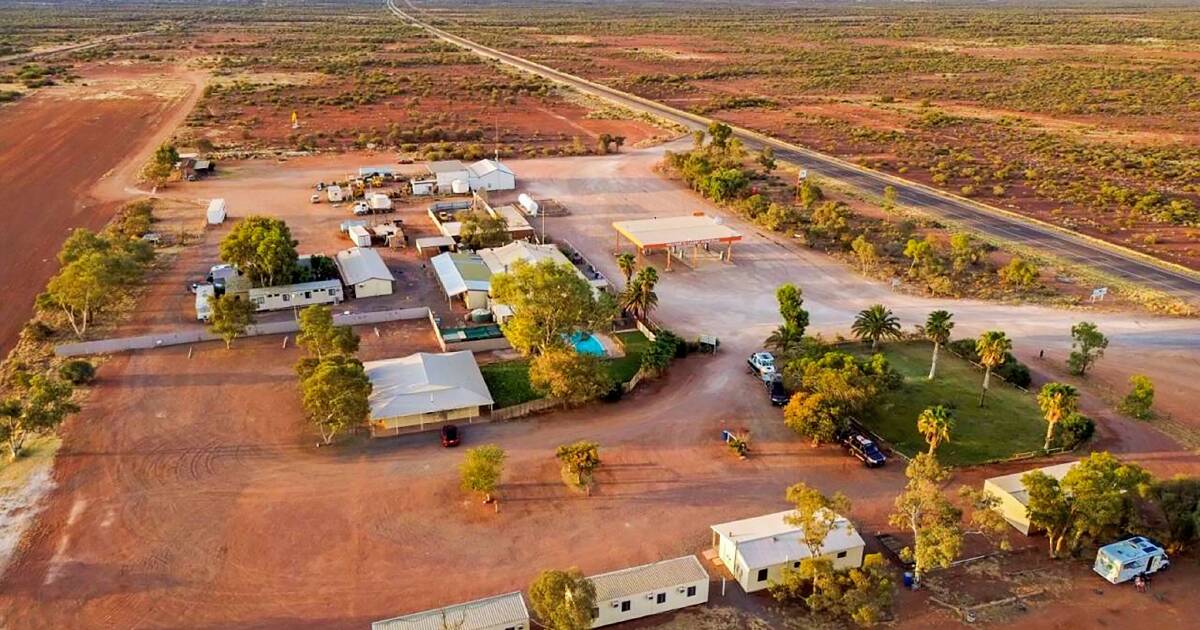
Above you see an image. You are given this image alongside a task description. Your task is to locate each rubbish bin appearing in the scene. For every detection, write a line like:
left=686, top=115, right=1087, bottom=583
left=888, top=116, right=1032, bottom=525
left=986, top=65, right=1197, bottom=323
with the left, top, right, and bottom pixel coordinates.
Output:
left=902, top=571, right=914, bottom=590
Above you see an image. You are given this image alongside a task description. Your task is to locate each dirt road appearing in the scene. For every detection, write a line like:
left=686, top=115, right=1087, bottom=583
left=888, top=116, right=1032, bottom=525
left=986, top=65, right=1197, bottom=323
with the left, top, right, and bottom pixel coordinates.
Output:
left=0, top=64, right=203, bottom=357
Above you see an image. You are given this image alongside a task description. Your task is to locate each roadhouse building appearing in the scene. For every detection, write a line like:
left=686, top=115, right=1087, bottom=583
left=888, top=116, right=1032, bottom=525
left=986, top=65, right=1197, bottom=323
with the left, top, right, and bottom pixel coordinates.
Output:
left=711, top=509, right=865, bottom=593
left=588, top=555, right=710, bottom=627
left=613, top=213, right=742, bottom=271
left=372, top=591, right=529, bottom=630
left=364, top=351, right=494, bottom=437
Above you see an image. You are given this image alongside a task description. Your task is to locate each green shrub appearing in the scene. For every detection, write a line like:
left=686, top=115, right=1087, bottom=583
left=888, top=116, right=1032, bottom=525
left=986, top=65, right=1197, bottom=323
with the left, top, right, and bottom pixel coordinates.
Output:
left=946, top=338, right=1032, bottom=387
left=59, top=359, right=96, bottom=385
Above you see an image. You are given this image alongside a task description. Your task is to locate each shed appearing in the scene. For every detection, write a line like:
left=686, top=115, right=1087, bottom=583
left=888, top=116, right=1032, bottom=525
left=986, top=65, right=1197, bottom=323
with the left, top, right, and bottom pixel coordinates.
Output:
left=430, top=252, right=492, bottom=310
left=410, top=178, right=436, bottom=196
left=589, top=556, right=709, bottom=627
left=427, top=160, right=470, bottom=194
left=364, top=351, right=494, bottom=436
left=348, top=225, right=372, bottom=248
left=488, top=203, right=534, bottom=240
left=415, top=235, right=457, bottom=257
left=711, top=509, right=865, bottom=593
left=467, top=159, right=515, bottom=192
left=983, top=460, right=1079, bottom=535
left=206, top=198, right=227, bottom=225
left=372, top=591, right=529, bottom=630
left=335, top=247, right=395, bottom=298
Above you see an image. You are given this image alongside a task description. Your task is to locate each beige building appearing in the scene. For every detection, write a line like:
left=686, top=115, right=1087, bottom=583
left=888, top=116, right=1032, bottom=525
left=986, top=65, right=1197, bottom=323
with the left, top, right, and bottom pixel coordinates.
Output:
left=335, top=247, right=395, bottom=299
left=711, top=509, right=865, bottom=593
left=372, top=591, right=529, bottom=630
left=983, top=460, right=1079, bottom=535
left=430, top=252, right=493, bottom=310
left=588, top=555, right=709, bottom=628
left=364, top=352, right=494, bottom=437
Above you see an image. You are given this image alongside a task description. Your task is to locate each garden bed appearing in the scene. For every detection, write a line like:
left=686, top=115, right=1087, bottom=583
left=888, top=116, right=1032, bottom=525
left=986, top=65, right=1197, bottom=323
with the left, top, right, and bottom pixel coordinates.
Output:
left=853, top=341, right=1045, bottom=466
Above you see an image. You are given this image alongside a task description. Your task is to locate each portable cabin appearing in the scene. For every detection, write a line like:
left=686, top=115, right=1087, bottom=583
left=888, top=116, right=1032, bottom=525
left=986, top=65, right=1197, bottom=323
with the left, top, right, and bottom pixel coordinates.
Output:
left=348, top=225, right=372, bottom=248
left=410, top=178, right=436, bottom=196
left=206, top=198, right=227, bottom=225
left=1094, top=537, right=1169, bottom=584
left=247, top=279, right=343, bottom=312
left=711, top=509, right=865, bottom=593
left=588, top=556, right=709, bottom=627
left=327, top=185, right=345, bottom=203
left=372, top=591, right=528, bottom=630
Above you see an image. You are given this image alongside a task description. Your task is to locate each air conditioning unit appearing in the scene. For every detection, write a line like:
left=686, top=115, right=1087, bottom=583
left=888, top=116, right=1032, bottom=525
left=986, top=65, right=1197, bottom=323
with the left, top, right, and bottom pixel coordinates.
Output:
left=610, top=601, right=621, bottom=608
left=646, top=593, right=656, bottom=600
left=676, top=587, right=687, bottom=593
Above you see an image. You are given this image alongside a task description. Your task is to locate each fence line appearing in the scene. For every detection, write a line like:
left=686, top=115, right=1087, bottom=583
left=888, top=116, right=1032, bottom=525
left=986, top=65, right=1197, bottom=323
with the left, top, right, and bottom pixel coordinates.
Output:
left=489, top=397, right=560, bottom=421
left=54, top=307, right=432, bottom=357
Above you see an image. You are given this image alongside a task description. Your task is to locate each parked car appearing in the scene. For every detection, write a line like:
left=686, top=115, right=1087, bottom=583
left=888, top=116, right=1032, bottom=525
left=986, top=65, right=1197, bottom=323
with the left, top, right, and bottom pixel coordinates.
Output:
left=352, top=201, right=371, bottom=216
left=842, top=431, right=887, bottom=467
left=747, top=352, right=777, bottom=381
left=440, top=424, right=461, bottom=447
left=765, top=375, right=789, bottom=406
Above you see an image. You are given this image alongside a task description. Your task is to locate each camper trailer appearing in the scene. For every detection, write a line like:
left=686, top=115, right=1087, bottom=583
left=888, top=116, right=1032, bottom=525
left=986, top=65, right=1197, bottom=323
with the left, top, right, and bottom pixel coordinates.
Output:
left=195, top=284, right=216, bottom=321
left=1094, top=537, right=1169, bottom=585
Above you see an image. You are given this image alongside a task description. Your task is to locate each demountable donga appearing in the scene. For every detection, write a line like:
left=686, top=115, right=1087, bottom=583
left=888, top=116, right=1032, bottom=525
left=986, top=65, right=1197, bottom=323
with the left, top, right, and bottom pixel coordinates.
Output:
left=983, top=461, right=1078, bottom=535
left=327, top=184, right=345, bottom=203
left=588, top=555, right=709, bottom=627
left=206, top=198, right=227, bottom=225
left=1094, top=537, right=1169, bottom=584
left=335, top=247, right=395, bottom=298
left=372, top=591, right=529, bottom=630
left=247, top=279, right=343, bottom=312
left=348, top=225, right=372, bottom=248
left=711, top=509, right=865, bottom=593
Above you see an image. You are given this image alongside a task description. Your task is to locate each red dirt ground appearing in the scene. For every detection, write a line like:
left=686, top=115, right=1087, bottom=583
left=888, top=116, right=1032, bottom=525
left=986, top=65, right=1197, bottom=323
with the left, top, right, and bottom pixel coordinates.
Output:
left=0, top=63, right=201, bottom=356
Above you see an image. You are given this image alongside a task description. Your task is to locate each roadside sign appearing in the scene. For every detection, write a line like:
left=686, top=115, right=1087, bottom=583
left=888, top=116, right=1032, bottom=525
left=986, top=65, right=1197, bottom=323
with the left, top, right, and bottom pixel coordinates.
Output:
left=798, top=169, right=809, bottom=180
left=1091, top=287, right=1108, bottom=302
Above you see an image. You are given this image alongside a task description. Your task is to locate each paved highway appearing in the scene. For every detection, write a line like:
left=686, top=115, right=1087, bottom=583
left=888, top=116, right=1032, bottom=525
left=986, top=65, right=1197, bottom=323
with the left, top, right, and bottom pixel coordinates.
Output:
left=386, top=0, right=1200, bottom=302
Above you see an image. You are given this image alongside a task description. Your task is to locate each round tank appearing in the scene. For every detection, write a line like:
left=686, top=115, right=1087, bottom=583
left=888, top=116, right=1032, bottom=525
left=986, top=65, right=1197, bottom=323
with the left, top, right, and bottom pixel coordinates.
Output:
left=518, top=193, right=539, bottom=216
left=451, top=179, right=469, bottom=194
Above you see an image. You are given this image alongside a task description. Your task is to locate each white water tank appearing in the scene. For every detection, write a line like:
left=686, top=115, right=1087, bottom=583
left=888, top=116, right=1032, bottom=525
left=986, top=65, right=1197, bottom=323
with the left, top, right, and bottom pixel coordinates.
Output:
left=518, top=193, right=539, bottom=216
left=206, top=198, right=227, bottom=225
left=451, top=179, right=469, bottom=194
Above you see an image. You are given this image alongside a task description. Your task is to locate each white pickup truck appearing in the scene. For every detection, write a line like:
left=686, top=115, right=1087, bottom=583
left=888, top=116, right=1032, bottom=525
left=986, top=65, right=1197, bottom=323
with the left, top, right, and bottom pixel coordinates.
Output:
left=747, top=352, right=777, bottom=381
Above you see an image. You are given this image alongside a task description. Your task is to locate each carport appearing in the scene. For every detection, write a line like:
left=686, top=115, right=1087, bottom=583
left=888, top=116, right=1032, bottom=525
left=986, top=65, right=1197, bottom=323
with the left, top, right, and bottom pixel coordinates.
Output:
left=613, top=213, right=742, bottom=271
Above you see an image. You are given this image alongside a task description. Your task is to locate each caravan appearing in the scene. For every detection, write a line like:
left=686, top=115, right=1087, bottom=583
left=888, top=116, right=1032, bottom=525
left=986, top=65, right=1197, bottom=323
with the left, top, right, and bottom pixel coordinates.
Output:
left=1093, top=537, right=1169, bottom=584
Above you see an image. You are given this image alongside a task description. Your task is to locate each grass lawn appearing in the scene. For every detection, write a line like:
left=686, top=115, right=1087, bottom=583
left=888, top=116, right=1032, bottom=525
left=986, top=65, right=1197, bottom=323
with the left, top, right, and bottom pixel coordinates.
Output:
left=480, top=331, right=652, bottom=408
left=608, top=330, right=651, bottom=383
left=0, top=434, right=60, bottom=490
left=480, top=360, right=539, bottom=408
left=854, top=341, right=1046, bottom=466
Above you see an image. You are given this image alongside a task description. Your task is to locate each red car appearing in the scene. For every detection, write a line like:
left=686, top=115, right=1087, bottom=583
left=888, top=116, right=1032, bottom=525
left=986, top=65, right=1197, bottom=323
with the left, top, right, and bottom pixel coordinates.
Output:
left=440, top=424, right=461, bottom=447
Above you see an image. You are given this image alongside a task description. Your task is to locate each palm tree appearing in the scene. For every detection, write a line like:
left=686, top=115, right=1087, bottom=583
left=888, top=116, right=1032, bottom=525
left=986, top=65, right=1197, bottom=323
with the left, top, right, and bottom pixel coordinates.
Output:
left=975, top=330, right=1012, bottom=407
left=851, top=304, right=902, bottom=350
left=620, top=267, right=659, bottom=321
left=1037, top=383, right=1079, bottom=450
left=616, top=253, right=637, bottom=287
left=917, top=405, right=955, bottom=455
left=765, top=324, right=803, bottom=355
left=923, top=310, right=954, bottom=380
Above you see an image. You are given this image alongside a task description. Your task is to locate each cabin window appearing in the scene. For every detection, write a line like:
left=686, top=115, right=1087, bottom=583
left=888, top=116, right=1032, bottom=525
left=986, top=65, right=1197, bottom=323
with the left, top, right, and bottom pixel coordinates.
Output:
left=620, top=601, right=631, bottom=612
left=757, top=568, right=768, bottom=582
left=686, top=586, right=696, bottom=597
left=656, top=593, right=666, bottom=604
left=793, top=561, right=801, bottom=568
left=836, top=551, right=848, bottom=559
left=282, top=294, right=290, bottom=302
left=304, top=291, right=312, bottom=299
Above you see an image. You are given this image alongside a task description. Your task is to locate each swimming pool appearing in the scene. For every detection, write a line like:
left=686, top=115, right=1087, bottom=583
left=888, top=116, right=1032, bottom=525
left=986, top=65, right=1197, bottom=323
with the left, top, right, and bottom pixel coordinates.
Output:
left=568, top=331, right=607, bottom=356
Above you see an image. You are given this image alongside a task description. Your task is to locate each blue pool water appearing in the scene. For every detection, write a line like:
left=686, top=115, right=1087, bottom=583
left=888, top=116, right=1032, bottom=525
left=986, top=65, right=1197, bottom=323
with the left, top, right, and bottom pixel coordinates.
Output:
left=568, top=332, right=607, bottom=356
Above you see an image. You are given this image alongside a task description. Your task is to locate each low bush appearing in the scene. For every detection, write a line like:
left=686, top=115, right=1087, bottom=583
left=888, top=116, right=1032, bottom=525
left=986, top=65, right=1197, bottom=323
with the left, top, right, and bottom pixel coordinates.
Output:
left=946, top=338, right=1032, bottom=387
left=58, top=359, right=96, bottom=385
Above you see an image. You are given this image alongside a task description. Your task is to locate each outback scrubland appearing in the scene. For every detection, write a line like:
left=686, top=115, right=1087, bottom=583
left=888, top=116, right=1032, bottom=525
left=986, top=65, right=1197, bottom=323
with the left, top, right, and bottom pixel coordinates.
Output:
left=422, top=0, right=1200, bottom=270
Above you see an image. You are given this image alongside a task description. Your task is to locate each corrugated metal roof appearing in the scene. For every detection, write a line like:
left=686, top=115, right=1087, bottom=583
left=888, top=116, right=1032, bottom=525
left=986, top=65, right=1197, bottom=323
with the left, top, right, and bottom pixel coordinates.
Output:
left=372, top=591, right=528, bottom=630
left=478, top=241, right=570, bottom=275
left=468, top=159, right=513, bottom=177
left=711, top=510, right=864, bottom=570
left=590, top=555, right=709, bottom=602
left=985, top=460, right=1078, bottom=500
left=335, top=247, right=395, bottom=285
left=364, top=352, right=494, bottom=420
left=428, top=160, right=468, bottom=174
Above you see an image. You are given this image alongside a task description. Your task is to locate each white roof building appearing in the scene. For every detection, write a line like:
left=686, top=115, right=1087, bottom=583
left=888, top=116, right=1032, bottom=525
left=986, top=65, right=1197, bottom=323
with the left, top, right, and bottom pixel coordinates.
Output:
left=364, top=352, right=494, bottom=436
left=468, top=159, right=515, bottom=191
left=983, top=460, right=1079, bottom=535
left=478, top=241, right=572, bottom=275
left=372, top=591, right=529, bottom=630
left=711, top=509, right=865, bottom=593
left=335, top=247, right=395, bottom=298
left=589, top=555, right=710, bottom=627
left=427, top=160, right=470, bottom=194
